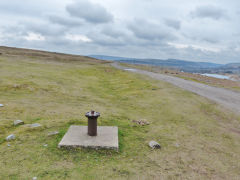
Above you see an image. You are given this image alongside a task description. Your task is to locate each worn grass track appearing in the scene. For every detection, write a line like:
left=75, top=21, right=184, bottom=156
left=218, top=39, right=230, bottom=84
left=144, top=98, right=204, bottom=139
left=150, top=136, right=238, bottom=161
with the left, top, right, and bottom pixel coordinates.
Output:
left=0, top=49, right=240, bottom=179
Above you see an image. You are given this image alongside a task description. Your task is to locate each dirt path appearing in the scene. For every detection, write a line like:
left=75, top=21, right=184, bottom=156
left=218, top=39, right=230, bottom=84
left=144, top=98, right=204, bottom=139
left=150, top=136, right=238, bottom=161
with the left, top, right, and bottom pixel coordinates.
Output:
left=112, top=63, right=240, bottom=114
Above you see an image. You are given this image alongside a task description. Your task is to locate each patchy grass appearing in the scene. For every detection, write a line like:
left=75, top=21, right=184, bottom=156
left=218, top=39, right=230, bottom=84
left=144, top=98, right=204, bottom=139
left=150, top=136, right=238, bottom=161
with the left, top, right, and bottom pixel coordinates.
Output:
left=0, top=50, right=240, bottom=179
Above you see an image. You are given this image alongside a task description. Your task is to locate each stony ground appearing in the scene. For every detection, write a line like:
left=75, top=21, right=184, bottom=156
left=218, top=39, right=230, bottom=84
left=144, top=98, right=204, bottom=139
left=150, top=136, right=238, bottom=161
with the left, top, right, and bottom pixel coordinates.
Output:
left=0, top=47, right=240, bottom=180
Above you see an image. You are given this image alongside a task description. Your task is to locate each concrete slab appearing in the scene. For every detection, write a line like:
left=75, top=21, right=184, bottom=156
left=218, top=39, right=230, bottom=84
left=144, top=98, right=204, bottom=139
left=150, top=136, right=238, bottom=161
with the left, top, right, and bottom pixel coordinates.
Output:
left=58, top=126, right=118, bottom=151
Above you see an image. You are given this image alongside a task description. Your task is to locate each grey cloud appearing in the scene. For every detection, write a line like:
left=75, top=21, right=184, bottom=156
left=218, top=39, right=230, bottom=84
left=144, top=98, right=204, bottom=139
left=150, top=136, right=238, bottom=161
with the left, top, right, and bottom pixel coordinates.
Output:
left=164, top=19, right=181, bottom=30
left=0, top=1, right=43, bottom=16
left=87, top=28, right=127, bottom=46
left=127, top=19, right=176, bottom=41
left=202, top=37, right=219, bottom=44
left=183, top=32, right=220, bottom=44
left=0, top=20, right=66, bottom=47
left=101, top=26, right=126, bottom=38
left=0, top=0, right=239, bottom=64
left=66, top=1, right=113, bottom=24
left=90, top=36, right=125, bottom=46
left=190, top=5, right=226, bottom=20
left=0, top=0, right=65, bottom=17
left=21, top=22, right=66, bottom=36
left=48, top=14, right=84, bottom=27
left=88, top=24, right=169, bottom=47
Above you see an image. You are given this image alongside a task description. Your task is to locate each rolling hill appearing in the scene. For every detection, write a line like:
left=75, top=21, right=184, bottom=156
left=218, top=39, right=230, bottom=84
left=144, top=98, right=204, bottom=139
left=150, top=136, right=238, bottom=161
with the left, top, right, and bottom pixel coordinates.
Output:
left=89, top=55, right=239, bottom=74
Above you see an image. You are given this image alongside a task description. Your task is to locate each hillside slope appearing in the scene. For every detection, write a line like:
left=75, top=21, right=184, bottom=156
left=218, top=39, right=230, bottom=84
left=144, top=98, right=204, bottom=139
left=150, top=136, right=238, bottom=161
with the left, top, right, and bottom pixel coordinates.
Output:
left=0, top=46, right=107, bottom=64
left=0, top=47, right=240, bottom=179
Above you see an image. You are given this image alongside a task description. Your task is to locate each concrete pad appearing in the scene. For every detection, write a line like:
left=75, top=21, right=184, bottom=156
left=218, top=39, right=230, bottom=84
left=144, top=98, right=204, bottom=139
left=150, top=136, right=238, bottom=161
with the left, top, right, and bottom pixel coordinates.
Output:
left=58, top=126, right=118, bottom=151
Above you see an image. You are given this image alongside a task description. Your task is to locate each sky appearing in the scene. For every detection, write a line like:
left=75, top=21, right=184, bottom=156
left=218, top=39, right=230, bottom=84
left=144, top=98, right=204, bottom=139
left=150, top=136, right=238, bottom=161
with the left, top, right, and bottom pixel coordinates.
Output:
left=0, top=0, right=240, bottom=64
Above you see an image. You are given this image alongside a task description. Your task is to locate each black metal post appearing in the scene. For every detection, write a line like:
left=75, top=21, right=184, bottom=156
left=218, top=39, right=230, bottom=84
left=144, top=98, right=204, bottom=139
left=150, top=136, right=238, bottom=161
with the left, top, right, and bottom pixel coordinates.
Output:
left=85, top=110, right=100, bottom=136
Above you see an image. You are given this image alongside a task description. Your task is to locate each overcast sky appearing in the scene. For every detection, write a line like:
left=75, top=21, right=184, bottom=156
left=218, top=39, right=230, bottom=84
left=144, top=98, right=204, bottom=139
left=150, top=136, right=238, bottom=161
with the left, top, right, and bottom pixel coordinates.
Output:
left=0, top=0, right=239, bottom=63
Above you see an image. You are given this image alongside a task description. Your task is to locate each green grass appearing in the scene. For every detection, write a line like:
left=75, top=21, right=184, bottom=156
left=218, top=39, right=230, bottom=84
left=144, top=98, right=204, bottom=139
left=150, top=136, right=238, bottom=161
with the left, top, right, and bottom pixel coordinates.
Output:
left=0, top=54, right=240, bottom=179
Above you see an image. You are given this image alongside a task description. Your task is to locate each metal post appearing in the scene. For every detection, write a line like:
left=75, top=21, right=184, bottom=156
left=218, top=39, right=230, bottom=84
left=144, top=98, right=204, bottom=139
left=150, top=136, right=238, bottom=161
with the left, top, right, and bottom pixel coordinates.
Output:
left=85, top=110, right=100, bottom=136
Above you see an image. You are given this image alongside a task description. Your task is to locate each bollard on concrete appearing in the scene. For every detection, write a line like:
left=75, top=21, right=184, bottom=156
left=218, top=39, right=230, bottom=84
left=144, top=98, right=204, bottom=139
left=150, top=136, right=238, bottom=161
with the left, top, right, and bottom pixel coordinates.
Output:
left=85, top=110, right=100, bottom=136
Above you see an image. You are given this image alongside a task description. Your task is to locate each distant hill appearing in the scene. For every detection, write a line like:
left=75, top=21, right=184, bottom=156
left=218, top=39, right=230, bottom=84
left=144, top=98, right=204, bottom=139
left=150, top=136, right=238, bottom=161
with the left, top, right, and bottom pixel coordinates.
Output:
left=223, top=63, right=240, bottom=68
left=89, top=55, right=240, bottom=74
left=215, top=63, right=240, bottom=74
left=89, top=55, right=223, bottom=72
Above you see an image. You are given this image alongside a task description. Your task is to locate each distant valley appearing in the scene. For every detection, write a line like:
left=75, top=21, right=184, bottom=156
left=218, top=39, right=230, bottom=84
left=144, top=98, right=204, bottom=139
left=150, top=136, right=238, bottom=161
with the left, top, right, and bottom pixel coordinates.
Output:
left=89, top=55, right=240, bottom=74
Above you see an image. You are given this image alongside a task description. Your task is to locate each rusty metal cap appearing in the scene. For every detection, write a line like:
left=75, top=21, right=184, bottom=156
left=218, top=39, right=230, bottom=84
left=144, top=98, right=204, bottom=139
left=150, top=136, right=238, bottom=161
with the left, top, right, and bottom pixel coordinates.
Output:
left=85, top=110, right=100, bottom=118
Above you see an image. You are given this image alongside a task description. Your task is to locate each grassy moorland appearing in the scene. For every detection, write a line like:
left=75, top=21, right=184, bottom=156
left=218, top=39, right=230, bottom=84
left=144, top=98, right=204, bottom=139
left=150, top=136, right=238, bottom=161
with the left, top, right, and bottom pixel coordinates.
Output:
left=0, top=47, right=240, bottom=180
